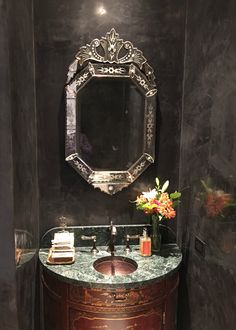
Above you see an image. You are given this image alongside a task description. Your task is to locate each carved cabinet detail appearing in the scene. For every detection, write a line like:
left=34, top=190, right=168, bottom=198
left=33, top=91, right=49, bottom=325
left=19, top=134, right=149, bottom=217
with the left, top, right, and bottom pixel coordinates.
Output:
left=42, top=270, right=179, bottom=330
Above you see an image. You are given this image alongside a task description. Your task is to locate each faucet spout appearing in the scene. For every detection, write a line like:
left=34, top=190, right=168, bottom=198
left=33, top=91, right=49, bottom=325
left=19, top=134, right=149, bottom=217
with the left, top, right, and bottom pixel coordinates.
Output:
left=107, top=221, right=117, bottom=255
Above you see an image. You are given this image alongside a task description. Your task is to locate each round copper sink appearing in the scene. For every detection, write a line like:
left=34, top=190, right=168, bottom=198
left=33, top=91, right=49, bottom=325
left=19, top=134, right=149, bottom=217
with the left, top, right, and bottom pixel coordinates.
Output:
left=93, top=256, right=138, bottom=276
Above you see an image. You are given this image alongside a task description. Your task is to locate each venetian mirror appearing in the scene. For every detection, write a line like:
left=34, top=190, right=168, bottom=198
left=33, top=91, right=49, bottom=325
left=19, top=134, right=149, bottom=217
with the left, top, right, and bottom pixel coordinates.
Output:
left=65, top=29, right=157, bottom=194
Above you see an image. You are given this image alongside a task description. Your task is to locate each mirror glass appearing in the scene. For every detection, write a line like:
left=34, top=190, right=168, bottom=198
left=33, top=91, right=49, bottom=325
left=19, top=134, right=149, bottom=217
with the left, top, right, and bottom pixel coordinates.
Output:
left=78, top=77, right=145, bottom=171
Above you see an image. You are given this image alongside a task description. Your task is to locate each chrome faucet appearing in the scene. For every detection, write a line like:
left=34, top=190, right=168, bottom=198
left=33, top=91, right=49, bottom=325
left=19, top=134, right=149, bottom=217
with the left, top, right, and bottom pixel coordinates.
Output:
left=107, top=221, right=117, bottom=255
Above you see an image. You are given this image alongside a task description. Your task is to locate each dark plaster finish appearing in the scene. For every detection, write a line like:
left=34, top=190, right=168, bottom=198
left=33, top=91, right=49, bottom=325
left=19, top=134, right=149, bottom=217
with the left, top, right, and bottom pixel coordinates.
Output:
left=0, top=1, right=18, bottom=328
left=178, top=0, right=236, bottom=329
left=9, top=0, right=39, bottom=256
left=0, top=0, right=39, bottom=329
left=34, top=0, right=186, bottom=236
left=8, top=0, right=39, bottom=326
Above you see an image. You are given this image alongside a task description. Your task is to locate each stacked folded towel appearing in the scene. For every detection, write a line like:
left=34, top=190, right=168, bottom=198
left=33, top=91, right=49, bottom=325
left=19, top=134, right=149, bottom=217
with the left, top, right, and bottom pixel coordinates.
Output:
left=47, top=231, right=75, bottom=264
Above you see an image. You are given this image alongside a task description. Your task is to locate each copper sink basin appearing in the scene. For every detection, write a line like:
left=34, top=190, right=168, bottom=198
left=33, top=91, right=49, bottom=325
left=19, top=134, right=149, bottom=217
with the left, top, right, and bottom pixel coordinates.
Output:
left=93, top=256, right=138, bottom=276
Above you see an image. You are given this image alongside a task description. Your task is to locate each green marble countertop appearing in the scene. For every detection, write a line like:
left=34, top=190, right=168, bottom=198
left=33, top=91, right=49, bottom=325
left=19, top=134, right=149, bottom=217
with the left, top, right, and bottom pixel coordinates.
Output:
left=39, top=244, right=182, bottom=289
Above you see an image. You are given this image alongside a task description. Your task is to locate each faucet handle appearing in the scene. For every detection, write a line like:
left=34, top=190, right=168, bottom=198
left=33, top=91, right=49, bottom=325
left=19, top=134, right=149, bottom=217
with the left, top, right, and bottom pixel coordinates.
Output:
left=81, top=235, right=99, bottom=254
left=124, top=234, right=139, bottom=253
left=81, top=235, right=96, bottom=241
left=127, top=234, right=140, bottom=240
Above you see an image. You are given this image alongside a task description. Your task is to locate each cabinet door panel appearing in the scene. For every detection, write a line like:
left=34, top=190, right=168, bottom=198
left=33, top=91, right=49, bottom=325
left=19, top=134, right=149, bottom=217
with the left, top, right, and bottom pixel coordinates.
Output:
left=69, top=281, right=165, bottom=307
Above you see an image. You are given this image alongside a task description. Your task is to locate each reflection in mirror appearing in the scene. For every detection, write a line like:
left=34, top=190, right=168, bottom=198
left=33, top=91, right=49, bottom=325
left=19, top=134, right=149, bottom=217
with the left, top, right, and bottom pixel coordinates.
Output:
left=78, top=77, right=145, bottom=171
left=65, top=29, right=157, bottom=194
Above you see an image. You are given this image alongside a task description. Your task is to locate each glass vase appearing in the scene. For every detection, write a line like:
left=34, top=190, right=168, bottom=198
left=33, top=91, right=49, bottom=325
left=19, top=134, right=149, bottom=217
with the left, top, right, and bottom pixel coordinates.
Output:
left=150, top=214, right=161, bottom=254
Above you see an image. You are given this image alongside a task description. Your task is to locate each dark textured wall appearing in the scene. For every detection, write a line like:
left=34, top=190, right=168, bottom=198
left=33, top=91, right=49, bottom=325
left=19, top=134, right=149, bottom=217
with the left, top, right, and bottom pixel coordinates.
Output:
left=0, top=1, right=18, bottom=328
left=34, top=0, right=186, bottom=237
left=9, top=0, right=38, bottom=255
left=9, top=0, right=39, bottom=327
left=0, top=0, right=39, bottom=329
left=178, top=0, right=236, bottom=329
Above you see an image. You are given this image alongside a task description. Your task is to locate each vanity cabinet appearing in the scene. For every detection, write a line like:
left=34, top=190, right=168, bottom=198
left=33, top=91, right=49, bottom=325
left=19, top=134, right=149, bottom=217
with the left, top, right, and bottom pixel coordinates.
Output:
left=42, top=270, right=178, bottom=330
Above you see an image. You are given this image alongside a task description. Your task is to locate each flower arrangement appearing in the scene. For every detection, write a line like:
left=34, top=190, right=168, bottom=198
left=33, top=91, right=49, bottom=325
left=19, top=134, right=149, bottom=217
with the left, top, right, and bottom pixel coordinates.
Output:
left=135, top=178, right=181, bottom=221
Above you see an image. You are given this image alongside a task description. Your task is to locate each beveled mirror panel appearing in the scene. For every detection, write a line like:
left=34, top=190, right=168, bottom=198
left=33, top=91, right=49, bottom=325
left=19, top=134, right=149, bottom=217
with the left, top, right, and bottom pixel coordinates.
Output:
left=65, top=29, right=157, bottom=194
left=79, top=77, right=145, bottom=171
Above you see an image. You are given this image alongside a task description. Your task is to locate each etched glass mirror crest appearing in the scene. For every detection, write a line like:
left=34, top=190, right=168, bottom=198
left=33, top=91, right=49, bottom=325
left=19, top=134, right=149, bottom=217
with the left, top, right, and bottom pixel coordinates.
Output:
left=65, top=29, right=157, bottom=194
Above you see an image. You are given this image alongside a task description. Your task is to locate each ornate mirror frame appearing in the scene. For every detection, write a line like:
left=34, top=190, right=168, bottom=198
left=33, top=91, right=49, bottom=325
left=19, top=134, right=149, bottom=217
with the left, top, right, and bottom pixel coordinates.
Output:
left=65, top=29, right=157, bottom=195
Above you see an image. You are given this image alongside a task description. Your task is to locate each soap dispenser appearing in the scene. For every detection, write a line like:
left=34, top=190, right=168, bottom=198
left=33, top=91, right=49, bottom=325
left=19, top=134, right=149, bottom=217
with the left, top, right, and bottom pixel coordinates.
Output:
left=140, top=228, right=151, bottom=257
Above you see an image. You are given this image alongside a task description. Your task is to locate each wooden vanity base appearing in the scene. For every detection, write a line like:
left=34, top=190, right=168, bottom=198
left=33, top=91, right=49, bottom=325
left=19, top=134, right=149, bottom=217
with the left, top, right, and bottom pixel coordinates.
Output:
left=42, top=270, right=179, bottom=330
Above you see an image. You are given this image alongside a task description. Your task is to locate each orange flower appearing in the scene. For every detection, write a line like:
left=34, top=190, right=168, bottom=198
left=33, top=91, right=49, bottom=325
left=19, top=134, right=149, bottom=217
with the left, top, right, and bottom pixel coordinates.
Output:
left=156, top=193, right=176, bottom=219
left=206, top=191, right=232, bottom=217
left=135, top=195, right=147, bottom=205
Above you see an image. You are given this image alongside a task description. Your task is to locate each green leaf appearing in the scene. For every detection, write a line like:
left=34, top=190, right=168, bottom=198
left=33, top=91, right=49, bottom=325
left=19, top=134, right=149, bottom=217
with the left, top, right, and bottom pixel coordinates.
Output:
left=170, top=191, right=181, bottom=199
left=173, top=200, right=181, bottom=208
left=224, top=202, right=236, bottom=207
left=140, top=203, right=151, bottom=210
left=201, top=180, right=212, bottom=193
left=161, top=180, right=169, bottom=192
left=150, top=203, right=158, bottom=209
left=155, top=177, right=160, bottom=188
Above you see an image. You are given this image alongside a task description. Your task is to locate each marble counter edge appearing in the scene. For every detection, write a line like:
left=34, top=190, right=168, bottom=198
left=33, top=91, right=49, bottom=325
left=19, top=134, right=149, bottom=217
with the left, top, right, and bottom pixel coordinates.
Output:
left=39, top=244, right=182, bottom=289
